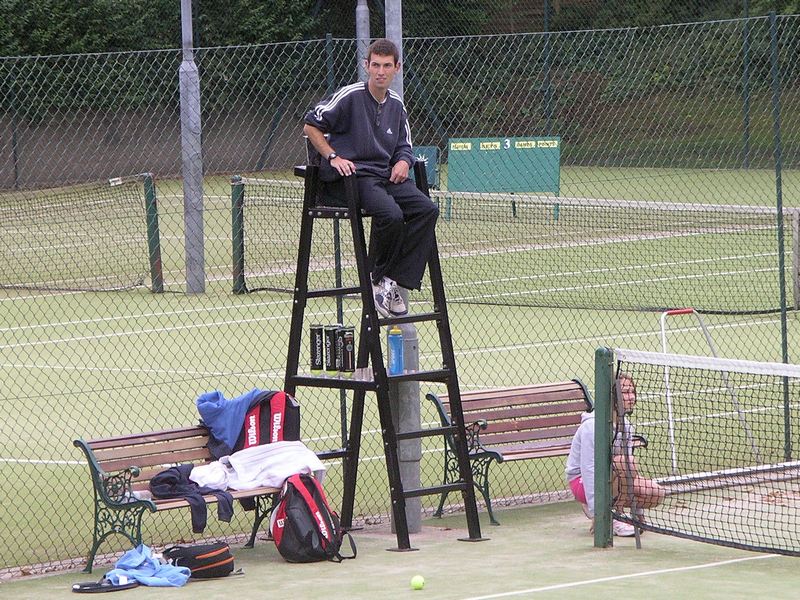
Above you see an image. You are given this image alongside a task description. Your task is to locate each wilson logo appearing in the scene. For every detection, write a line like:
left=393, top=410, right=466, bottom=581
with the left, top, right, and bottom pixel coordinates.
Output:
left=276, top=518, right=284, bottom=529
left=314, top=510, right=329, bottom=538
left=271, top=411, right=283, bottom=442
left=246, top=413, right=258, bottom=446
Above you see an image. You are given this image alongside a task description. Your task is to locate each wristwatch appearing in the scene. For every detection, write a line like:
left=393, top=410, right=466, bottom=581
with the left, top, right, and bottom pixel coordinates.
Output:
left=327, top=152, right=337, bottom=161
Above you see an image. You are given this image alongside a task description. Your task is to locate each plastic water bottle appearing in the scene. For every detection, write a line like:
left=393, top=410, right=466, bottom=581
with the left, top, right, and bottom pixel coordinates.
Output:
left=387, top=326, right=404, bottom=375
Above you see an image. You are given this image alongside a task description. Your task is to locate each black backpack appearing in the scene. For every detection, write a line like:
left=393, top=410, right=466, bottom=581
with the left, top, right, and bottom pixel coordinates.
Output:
left=270, top=473, right=356, bottom=563
left=163, top=541, right=235, bottom=578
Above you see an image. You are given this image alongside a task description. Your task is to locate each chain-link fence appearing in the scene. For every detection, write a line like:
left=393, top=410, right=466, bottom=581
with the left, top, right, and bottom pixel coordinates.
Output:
left=317, top=0, right=796, bottom=38
left=1, top=14, right=799, bottom=576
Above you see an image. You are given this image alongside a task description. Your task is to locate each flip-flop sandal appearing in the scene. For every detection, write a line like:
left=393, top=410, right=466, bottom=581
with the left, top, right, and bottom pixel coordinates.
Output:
left=72, top=577, right=140, bottom=593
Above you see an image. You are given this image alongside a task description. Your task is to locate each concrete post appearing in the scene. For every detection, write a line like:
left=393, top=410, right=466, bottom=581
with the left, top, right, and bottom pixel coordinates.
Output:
left=180, top=0, right=205, bottom=293
left=385, top=0, right=404, bottom=98
left=388, top=287, right=421, bottom=534
left=356, top=0, right=370, bottom=81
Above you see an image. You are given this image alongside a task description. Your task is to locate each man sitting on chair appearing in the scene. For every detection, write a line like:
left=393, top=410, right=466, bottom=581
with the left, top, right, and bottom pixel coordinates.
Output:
left=303, top=38, right=438, bottom=318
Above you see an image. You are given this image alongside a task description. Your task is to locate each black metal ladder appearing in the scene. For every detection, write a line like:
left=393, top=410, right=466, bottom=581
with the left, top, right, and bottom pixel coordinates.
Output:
left=284, top=163, right=485, bottom=550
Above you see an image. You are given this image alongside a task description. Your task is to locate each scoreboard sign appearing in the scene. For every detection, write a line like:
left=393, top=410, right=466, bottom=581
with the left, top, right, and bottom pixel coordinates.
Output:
left=447, top=136, right=560, bottom=194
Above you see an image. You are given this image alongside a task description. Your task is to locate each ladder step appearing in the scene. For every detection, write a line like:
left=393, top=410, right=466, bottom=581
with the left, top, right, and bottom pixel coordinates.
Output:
left=387, top=369, right=451, bottom=383
left=316, top=447, right=350, bottom=461
left=306, top=286, right=361, bottom=299
left=288, top=375, right=378, bottom=391
left=378, top=311, right=441, bottom=326
left=402, top=482, right=469, bottom=499
left=396, top=426, right=457, bottom=441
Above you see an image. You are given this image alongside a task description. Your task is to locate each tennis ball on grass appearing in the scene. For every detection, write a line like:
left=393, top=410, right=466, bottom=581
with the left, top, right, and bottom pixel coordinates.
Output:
left=411, top=575, right=425, bottom=590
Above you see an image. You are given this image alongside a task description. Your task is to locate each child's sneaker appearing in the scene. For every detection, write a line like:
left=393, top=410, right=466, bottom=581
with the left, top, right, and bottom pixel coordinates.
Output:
left=613, top=519, right=636, bottom=537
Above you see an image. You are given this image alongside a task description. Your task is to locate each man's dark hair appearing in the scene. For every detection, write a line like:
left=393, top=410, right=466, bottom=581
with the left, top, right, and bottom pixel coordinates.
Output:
left=367, top=38, right=400, bottom=64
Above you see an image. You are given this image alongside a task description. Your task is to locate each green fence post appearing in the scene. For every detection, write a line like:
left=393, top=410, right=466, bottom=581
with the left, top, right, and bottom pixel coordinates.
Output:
left=231, top=176, right=247, bottom=295
left=768, top=11, right=791, bottom=460
left=594, top=346, right=614, bottom=548
left=143, top=173, right=163, bottom=293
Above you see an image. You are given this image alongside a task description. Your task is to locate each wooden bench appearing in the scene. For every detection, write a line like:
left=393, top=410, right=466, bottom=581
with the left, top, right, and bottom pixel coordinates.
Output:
left=425, top=379, right=593, bottom=525
left=74, top=426, right=284, bottom=573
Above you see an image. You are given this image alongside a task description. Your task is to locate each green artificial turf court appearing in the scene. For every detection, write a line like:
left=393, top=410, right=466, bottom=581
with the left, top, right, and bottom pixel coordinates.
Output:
left=3, top=502, right=798, bottom=600
left=2, top=165, right=799, bottom=573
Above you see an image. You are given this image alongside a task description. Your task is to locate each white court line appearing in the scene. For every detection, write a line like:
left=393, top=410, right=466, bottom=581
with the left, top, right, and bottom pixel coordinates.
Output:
left=0, top=305, right=362, bottom=351
left=0, top=458, right=82, bottom=465
left=1, top=318, right=778, bottom=380
left=0, top=422, right=444, bottom=467
left=461, top=554, right=778, bottom=600
left=439, top=317, right=779, bottom=361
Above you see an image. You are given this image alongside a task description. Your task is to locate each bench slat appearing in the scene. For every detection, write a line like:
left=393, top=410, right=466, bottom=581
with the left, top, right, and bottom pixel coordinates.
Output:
left=92, top=437, right=210, bottom=463
left=458, top=402, right=589, bottom=424
left=479, top=413, right=584, bottom=435
left=479, top=424, right=580, bottom=446
left=458, top=382, right=581, bottom=401
left=151, top=486, right=279, bottom=510
left=99, top=448, right=212, bottom=474
left=86, top=426, right=209, bottom=449
left=446, top=390, right=587, bottom=413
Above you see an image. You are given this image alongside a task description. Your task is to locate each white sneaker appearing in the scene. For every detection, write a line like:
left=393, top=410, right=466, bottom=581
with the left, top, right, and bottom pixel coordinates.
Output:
left=384, top=277, right=408, bottom=316
left=372, top=277, right=407, bottom=317
left=372, top=277, right=392, bottom=317
left=613, top=519, right=636, bottom=537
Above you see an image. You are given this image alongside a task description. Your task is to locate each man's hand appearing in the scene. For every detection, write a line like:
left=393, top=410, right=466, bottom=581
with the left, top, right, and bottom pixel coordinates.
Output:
left=389, top=160, right=410, bottom=184
left=331, top=156, right=356, bottom=177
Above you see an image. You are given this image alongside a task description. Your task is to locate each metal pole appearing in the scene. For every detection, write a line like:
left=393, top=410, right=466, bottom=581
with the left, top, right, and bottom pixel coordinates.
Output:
left=9, top=71, right=20, bottom=189
left=385, top=0, right=419, bottom=534
left=768, top=11, right=791, bottom=460
left=356, top=0, right=371, bottom=81
left=594, top=347, right=614, bottom=548
left=741, top=0, right=752, bottom=169
left=543, top=0, right=553, bottom=135
left=180, top=0, right=205, bottom=293
left=385, top=0, right=403, bottom=98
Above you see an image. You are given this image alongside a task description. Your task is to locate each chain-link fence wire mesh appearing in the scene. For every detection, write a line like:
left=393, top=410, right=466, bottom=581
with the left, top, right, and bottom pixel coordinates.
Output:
left=314, top=0, right=797, bottom=38
left=1, top=15, right=799, bottom=574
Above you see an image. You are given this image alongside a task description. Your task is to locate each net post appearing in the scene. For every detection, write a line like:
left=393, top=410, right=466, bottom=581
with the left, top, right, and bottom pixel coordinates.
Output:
left=594, top=346, right=614, bottom=548
left=142, top=173, right=164, bottom=293
left=231, top=176, right=247, bottom=295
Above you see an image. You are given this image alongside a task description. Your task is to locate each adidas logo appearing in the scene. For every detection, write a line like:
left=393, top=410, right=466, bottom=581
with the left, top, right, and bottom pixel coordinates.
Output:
left=386, top=127, right=393, bottom=135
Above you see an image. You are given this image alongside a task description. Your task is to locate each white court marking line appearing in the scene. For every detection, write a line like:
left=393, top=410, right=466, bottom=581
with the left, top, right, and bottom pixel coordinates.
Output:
left=461, top=554, right=778, bottom=600
left=2, top=318, right=778, bottom=379
left=0, top=458, right=82, bottom=466
left=0, top=422, right=444, bottom=467
left=0, top=296, right=296, bottom=334
left=0, top=304, right=362, bottom=351
left=445, top=250, right=775, bottom=289
left=433, top=317, right=779, bottom=361
left=453, top=267, right=775, bottom=303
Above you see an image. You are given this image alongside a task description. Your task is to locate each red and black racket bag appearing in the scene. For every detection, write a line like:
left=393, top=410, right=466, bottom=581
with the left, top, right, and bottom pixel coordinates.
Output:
left=271, top=473, right=356, bottom=563
left=233, top=390, right=300, bottom=452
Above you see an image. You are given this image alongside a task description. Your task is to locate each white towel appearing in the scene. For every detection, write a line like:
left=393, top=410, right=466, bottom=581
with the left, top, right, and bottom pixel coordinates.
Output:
left=222, top=440, right=327, bottom=490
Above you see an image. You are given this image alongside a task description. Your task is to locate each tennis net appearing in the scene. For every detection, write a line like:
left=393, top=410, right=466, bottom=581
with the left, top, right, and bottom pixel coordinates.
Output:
left=597, top=347, right=800, bottom=556
left=0, top=176, right=161, bottom=292
left=236, top=178, right=797, bottom=313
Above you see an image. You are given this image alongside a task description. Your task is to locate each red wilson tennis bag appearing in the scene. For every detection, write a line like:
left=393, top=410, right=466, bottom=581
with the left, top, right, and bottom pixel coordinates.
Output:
left=270, top=473, right=356, bottom=563
left=233, top=390, right=300, bottom=452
